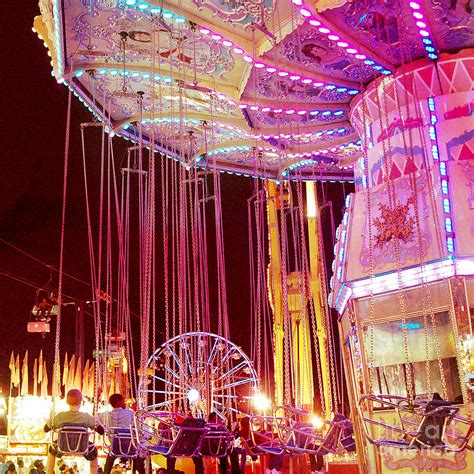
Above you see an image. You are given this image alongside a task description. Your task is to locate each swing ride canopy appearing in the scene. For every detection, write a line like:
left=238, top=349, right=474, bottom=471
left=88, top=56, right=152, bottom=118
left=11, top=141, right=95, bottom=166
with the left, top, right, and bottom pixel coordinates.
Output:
left=33, top=0, right=472, bottom=181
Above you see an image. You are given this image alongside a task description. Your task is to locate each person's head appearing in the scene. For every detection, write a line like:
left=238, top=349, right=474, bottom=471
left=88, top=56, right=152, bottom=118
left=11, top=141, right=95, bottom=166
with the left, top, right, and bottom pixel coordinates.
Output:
left=302, top=43, right=326, bottom=62
left=109, top=393, right=126, bottom=409
left=17, top=461, right=23, bottom=469
left=66, top=389, right=82, bottom=409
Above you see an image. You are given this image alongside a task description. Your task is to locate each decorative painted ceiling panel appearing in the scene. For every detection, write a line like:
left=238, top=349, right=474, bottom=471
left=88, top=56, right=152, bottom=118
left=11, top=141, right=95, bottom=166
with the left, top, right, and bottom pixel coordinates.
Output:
left=35, top=0, right=473, bottom=180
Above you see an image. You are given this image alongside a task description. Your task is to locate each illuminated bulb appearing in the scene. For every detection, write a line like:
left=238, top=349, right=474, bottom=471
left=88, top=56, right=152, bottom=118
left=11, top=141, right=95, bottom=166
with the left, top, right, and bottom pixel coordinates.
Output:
left=266, top=67, right=276, bottom=73
left=328, top=34, right=339, bottom=41
left=262, top=107, right=271, bottom=112
left=244, top=56, right=253, bottom=62
left=309, top=19, right=321, bottom=26
left=233, top=47, right=244, bottom=54
left=255, top=62, right=265, bottom=68
left=222, top=40, right=233, bottom=47
left=319, top=27, right=331, bottom=34
left=300, top=8, right=311, bottom=17
left=346, top=48, right=357, bottom=54
left=187, top=389, right=200, bottom=403
left=291, top=0, right=303, bottom=4
left=413, top=12, right=424, bottom=19
left=302, top=78, right=313, bottom=84
left=409, top=1, right=421, bottom=9
left=419, top=30, right=430, bottom=37
left=278, top=71, right=288, bottom=76
left=253, top=394, right=271, bottom=411
left=200, top=28, right=210, bottom=35
left=355, top=54, right=366, bottom=60
left=416, top=21, right=427, bottom=28
left=337, top=41, right=349, bottom=48
left=211, top=34, right=222, bottom=40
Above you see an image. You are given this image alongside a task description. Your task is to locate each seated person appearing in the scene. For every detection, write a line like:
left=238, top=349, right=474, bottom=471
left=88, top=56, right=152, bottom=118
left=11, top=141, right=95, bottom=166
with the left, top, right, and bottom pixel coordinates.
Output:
left=99, top=394, right=145, bottom=474
left=44, top=389, right=104, bottom=474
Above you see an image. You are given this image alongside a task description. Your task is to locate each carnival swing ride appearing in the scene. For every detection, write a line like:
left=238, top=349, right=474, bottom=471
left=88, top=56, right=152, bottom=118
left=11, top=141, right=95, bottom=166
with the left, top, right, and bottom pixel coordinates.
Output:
left=5, top=0, right=473, bottom=472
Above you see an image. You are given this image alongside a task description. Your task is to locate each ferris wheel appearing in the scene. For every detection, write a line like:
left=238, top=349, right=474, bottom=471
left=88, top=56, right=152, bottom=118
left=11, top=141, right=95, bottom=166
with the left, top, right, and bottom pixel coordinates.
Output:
left=139, top=332, right=259, bottom=421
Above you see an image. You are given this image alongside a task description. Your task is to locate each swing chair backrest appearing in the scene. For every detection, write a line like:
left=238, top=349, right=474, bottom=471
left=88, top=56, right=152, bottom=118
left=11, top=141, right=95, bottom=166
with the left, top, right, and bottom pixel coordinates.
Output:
left=54, top=424, right=93, bottom=455
left=104, top=426, right=137, bottom=458
left=199, top=423, right=234, bottom=457
left=168, top=417, right=208, bottom=457
left=316, top=415, right=354, bottom=456
left=249, top=415, right=285, bottom=455
left=132, top=411, right=176, bottom=455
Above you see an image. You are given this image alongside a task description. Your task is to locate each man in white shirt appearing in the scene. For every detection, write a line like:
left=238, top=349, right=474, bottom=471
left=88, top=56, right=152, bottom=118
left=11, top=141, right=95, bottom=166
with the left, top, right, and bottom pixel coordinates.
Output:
left=99, top=394, right=144, bottom=474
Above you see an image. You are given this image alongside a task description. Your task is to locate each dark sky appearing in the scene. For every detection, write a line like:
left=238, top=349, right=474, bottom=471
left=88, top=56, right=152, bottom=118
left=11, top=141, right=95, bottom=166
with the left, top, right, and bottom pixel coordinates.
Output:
left=0, top=2, right=350, bottom=395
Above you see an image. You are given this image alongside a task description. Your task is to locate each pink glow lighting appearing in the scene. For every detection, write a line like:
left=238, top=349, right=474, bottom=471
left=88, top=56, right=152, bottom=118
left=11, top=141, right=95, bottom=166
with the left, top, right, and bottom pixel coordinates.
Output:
left=300, top=8, right=311, bottom=17
left=255, top=63, right=265, bottom=68
left=290, top=75, right=301, bottom=80
left=274, top=109, right=283, bottom=113
left=250, top=106, right=259, bottom=111
left=328, top=35, right=339, bottom=41
left=313, top=82, right=324, bottom=87
left=355, top=54, right=366, bottom=60
left=278, top=71, right=289, bottom=76
left=297, top=110, right=307, bottom=115
left=413, top=12, right=423, bottom=19
left=266, top=67, right=277, bottom=73
left=200, top=28, right=210, bottom=35
left=238, top=104, right=248, bottom=109
left=416, top=21, right=427, bottom=28
left=337, top=41, right=349, bottom=48
left=262, top=107, right=271, bottom=112
left=291, top=0, right=303, bottom=4
left=409, top=1, right=421, bottom=9
left=309, top=20, right=321, bottom=26
left=222, top=40, right=233, bottom=47
left=233, top=47, right=243, bottom=54
left=285, top=110, right=295, bottom=115
left=346, top=48, right=357, bottom=54
left=419, top=29, right=430, bottom=37
left=319, top=27, right=331, bottom=34
left=211, top=34, right=222, bottom=40
left=244, top=56, right=253, bottom=62
left=302, top=78, right=313, bottom=84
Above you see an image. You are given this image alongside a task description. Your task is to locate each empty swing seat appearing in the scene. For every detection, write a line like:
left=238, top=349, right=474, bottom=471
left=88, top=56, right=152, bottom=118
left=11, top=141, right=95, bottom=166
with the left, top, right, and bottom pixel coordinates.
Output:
left=249, top=415, right=285, bottom=455
left=199, top=423, right=234, bottom=457
left=168, top=417, right=208, bottom=457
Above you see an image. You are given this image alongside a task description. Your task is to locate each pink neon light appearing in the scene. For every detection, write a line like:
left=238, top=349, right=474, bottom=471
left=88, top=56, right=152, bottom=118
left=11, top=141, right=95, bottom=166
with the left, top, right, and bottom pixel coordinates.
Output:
left=409, top=1, right=420, bottom=9
left=300, top=8, right=311, bottom=17
left=244, top=56, right=253, bottom=62
left=319, top=27, right=331, bottom=34
left=233, top=47, right=243, bottom=54
left=416, top=21, right=427, bottom=28
left=262, top=107, right=271, bottom=112
left=274, top=109, right=282, bottom=113
left=313, top=82, right=324, bottom=87
left=328, top=35, right=339, bottom=41
left=200, top=28, right=210, bottom=34
left=309, top=19, right=321, bottom=26
left=239, top=104, right=247, bottom=109
left=211, top=34, right=222, bottom=40
left=254, top=63, right=265, bottom=68
left=278, top=71, right=289, bottom=76
left=290, top=75, right=301, bottom=80
left=337, top=41, right=349, bottom=48
left=266, top=67, right=277, bottom=73
left=291, top=0, right=303, bottom=4
left=297, top=110, right=307, bottom=115
left=355, top=54, right=366, bottom=60
left=346, top=48, right=357, bottom=54
left=419, top=29, right=430, bottom=37
left=302, top=78, right=313, bottom=84
left=286, top=110, right=295, bottom=114
left=413, top=12, right=423, bottom=19
left=222, top=40, right=233, bottom=47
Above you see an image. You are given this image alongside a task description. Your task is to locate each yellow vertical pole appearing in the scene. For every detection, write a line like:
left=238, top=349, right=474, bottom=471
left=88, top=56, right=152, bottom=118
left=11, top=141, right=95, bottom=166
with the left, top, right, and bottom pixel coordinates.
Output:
left=266, top=181, right=285, bottom=406
left=306, top=181, right=332, bottom=417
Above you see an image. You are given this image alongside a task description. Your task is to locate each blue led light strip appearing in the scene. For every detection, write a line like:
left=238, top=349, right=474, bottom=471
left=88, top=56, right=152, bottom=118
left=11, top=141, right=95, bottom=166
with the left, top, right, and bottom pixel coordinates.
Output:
left=428, top=97, right=454, bottom=254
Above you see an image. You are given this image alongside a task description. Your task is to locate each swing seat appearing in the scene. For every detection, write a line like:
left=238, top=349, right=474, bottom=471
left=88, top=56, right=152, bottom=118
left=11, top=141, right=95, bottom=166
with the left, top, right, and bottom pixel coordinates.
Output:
left=104, top=426, right=137, bottom=458
left=168, top=417, right=208, bottom=457
left=51, top=424, right=96, bottom=458
left=250, top=415, right=285, bottom=455
left=274, top=406, right=354, bottom=456
left=358, top=394, right=474, bottom=452
left=133, top=411, right=208, bottom=457
left=199, top=423, right=234, bottom=458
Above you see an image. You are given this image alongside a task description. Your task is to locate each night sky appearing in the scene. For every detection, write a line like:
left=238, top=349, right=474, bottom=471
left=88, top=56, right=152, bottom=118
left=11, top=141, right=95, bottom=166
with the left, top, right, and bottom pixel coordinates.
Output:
left=0, top=2, right=349, bottom=396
